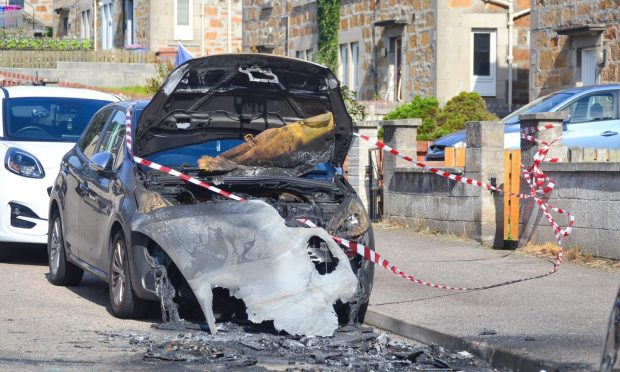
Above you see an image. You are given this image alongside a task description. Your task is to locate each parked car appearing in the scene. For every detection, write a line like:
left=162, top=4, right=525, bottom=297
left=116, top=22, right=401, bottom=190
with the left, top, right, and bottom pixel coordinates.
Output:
left=47, top=55, right=374, bottom=336
left=0, top=86, right=119, bottom=262
left=426, top=84, right=620, bottom=161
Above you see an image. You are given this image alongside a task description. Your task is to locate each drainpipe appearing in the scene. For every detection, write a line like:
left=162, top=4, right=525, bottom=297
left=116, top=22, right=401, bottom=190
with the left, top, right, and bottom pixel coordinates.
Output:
left=201, top=0, right=205, bottom=56
left=227, top=0, right=232, bottom=53
left=93, top=0, right=98, bottom=51
left=507, top=0, right=513, bottom=111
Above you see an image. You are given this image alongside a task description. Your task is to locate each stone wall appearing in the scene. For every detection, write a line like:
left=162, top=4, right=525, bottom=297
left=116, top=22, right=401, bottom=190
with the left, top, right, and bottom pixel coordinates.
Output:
left=521, top=162, right=620, bottom=259
left=30, top=0, right=54, bottom=27
left=243, top=0, right=530, bottom=109
left=1, top=61, right=155, bottom=88
left=530, top=0, right=620, bottom=100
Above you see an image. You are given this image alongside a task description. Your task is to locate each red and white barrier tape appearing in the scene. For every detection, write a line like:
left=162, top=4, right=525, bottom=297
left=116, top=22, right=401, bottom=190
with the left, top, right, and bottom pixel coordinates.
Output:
left=124, top=104, right=572, bottom=291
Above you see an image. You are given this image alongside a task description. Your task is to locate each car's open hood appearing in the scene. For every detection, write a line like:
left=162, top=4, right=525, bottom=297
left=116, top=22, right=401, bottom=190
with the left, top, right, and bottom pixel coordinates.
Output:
left=135, top=54, right=353, bottom=170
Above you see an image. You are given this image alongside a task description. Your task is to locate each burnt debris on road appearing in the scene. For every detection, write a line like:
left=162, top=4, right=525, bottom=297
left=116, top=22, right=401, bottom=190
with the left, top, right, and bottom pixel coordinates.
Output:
left=96, top=322, right=499, bottom=371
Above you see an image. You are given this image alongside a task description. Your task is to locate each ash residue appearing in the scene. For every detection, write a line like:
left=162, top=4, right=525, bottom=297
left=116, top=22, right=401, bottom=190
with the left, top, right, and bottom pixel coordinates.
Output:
left=103, top=322, right=500, bottom=371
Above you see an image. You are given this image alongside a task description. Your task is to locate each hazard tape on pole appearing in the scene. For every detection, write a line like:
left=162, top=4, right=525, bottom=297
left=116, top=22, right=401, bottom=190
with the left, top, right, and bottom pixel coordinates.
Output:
left=124, top=104, right=573, bottom=291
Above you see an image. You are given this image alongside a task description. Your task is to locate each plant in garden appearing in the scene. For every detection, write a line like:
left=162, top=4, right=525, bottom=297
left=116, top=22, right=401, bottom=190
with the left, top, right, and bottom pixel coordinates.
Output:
left=145, top=59, right=175, bottom=95
left=435, top=92, right=498, bottom=137
left=316, top=0, right=339, bottom=73
left=0, top=33, right=93, bottom=50
left=341, top=85, right=367, bottom=122
left=384, top=96, right=439, bottom=141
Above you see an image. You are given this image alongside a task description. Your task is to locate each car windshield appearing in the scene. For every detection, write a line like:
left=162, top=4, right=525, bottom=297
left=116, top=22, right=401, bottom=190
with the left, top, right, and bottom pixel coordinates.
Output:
left=4, top=97, right=112, bottom=142
left=501, top=92, right=573, bottom=124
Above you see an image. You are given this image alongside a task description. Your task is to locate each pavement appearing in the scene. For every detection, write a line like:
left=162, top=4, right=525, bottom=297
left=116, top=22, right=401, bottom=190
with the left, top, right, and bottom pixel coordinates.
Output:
left=366, top=224, right=620, bottom=371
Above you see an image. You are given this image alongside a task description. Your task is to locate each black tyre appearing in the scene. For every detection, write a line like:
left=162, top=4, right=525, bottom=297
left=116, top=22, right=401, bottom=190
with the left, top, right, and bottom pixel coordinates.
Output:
left=109, top=232, right=148, bottom=319
left=48, top=212, right=83, bottom=286
left=0, top=243, right=11, bottom=263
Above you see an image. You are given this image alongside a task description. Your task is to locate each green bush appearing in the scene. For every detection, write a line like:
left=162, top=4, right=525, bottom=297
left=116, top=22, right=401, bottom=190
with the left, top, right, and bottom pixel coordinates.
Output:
left=145, top=59, right=174, bottom=95
left=383, top=92, right=497, bottom=141
left=435, top=92, right=498, bottom=134
left=384, top=96, right=439, bottom=141
left=341, top=85, right=366, bottom=122
left=0, top=34, right=93, bottom=50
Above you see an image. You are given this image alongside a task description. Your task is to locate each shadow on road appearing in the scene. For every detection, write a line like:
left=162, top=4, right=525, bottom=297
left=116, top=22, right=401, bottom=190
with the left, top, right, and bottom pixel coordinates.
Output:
left=3, top=243, right=47, bottom=266
left=62, top=273, right=161, bottom=323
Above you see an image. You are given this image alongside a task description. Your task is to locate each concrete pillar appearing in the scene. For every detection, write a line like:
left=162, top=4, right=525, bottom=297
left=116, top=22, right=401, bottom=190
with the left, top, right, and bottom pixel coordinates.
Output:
left=350, top=119, right=420, bottom=215
left=517, top=112, right=568, bottom=247
left=519, top=112, right=568, bottom=168
left=349, top=121, right=379, bottom=213
left=465, top=121, right=504, bottom=248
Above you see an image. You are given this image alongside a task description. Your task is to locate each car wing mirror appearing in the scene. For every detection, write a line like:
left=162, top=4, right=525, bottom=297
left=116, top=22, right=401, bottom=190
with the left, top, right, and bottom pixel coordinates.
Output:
left=89, top=151, right=113, bottom=174
left=563, top=114, right=571, bottom=131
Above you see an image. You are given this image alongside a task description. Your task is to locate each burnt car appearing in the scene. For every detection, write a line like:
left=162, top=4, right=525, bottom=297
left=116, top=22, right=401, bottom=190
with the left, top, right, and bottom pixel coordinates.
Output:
left=47, top=55, right=374, bottom=337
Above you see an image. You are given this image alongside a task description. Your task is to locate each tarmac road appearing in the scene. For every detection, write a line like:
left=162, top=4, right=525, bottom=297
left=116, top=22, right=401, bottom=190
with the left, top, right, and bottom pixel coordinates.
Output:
left=0, top=244, right=497, bottom=371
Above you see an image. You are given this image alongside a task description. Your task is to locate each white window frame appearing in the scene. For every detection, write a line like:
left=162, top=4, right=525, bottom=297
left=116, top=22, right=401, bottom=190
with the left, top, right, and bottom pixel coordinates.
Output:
left=470, top=29, right=496, bottom=97
left=80, top=10, right=91, bottom=39
left=338, top=42, right=360, bottom=92
left=174, top=0, right=193, bottom=41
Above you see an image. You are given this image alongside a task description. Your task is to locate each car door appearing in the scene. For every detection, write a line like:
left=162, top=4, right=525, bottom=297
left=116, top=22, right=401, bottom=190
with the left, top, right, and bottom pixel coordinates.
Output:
left=561, top=91, right=620, bottom=149
left=63, top=108, right=113, bottom=257
left=78, top=109, right=127, bottom=272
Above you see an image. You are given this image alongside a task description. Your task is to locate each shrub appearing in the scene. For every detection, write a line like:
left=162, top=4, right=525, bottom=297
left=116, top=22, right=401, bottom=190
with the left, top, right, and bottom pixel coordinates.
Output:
left=383, top=96, right=439, bottom=141
left=341, top=85, right=367, bottom=122
left=0, top=33, right=93, bottom=50
left=382, top=92, right=497, bottom=141
left=435, top=92, right=498, bottom=134
left=145, top=59, right=174, bottom=95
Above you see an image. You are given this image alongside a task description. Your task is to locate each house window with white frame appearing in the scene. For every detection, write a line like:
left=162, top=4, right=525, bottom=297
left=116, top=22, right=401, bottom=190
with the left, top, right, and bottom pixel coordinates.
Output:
left=80, top=9, right=91, bottom=39
left=470, top=29, right=496, bottom=97
left=295, top=49, right=316, bottom=62
left=338, top=42, right=359, bottom=92
left=174, top=0, right=193, bottom=40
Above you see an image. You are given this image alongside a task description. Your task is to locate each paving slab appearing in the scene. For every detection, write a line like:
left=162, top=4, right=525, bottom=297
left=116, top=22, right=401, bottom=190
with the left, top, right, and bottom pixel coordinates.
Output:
left=366, top=225, right=620, bottom=371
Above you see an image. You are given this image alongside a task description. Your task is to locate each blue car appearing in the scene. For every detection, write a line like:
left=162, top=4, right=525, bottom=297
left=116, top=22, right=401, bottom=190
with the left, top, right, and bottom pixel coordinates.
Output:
left=426, top=84, right=620, bottom=160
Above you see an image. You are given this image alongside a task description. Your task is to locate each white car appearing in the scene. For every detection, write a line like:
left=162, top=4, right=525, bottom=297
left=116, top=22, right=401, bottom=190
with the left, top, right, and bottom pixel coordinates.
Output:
left=0, top=86, right=118, bottom=261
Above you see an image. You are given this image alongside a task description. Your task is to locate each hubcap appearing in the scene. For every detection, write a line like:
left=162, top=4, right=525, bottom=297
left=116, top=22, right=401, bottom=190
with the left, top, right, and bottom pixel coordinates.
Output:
left=49, top=218, right=61, bottom=274
left=111, top=240, right=126, bottom=307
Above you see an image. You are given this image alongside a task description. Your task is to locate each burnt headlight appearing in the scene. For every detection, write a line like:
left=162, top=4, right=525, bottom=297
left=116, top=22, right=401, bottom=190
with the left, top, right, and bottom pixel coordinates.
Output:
left=4, top=148, right=45, bottom=179
left=328, top=196, right=370, bottom=240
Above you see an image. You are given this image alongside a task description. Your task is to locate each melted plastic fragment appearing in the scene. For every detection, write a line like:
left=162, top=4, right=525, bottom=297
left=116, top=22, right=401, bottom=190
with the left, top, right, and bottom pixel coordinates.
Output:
left=132, top=200, right=357, bottom=337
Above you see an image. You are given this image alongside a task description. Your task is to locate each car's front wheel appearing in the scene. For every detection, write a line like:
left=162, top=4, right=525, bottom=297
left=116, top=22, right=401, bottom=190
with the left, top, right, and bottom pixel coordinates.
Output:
left=48, top=212, right=83, bottom=286
left=108, top=232, right=148, bottom=319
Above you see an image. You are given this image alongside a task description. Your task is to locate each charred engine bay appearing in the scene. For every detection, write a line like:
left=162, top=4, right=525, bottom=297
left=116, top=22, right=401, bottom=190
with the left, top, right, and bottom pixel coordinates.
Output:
left=98, top=322, right=498, bottom=371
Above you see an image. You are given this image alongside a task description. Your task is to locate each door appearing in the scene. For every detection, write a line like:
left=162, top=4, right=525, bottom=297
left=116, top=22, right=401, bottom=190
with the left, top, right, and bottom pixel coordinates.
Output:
left=581, top=48, right=596, bottom=86
left=66, top=109, right=114, bottom=258
left=470, top=29, right=497, bottom=97
left=561, top=91, right=619, bottom=149
left=78, top=109, right=127, bottom=271
left=101, top=3, right=113, bottom=50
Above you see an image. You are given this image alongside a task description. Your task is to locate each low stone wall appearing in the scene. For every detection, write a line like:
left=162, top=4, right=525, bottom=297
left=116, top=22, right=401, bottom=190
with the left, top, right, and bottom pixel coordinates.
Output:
left=520, top=162, right=620, bottom=259
left=1, top=61, right=155, bottom=88
left=384, top=167, right=481, bottom=238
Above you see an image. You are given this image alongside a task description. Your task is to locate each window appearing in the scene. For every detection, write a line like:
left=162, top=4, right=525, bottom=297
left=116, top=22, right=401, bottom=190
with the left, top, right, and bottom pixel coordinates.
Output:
left=388, top=37, right=402, bottom=101
left=295, top=49, right=316, bottom=62
left=174, top=0, right=193, bottom=40
left=563, top=92, right=616, bottom=124
left=338, top=42, right=359, bottom=92
left=79, top=109, right=114, bottom=159
left=99, top=110, right=127, bottom=168
left=124, top=0, right=134, bottom=46
left=470, top=29, right=496, bottom=97
left=4, top=98, right=112, bottom=143
left=80, top=10, right=91, bottom=39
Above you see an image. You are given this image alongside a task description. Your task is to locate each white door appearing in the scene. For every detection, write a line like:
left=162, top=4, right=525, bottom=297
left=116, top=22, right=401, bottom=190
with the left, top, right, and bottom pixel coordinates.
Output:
left=581, top=48, right=596, bottom=86
left=470, top=30, right=497, bottom=97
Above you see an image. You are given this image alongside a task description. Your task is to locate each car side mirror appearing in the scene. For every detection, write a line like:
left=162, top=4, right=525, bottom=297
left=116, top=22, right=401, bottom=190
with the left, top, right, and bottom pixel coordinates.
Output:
left=90, top=151, right=113, bottom=173
left=563, top=114, right=571, bottom=131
